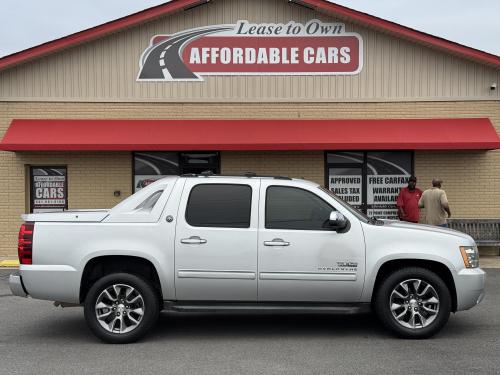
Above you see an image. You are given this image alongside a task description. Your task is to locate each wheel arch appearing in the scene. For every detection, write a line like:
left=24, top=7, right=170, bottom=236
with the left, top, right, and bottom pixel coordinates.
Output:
left=371, top=259, right=457, bottom=312
left=80, top=255, right=163, bottom=305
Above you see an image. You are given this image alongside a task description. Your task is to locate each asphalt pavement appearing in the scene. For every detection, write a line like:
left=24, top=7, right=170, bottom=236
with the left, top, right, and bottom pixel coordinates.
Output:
left=1, top=269, right=499, bottom=375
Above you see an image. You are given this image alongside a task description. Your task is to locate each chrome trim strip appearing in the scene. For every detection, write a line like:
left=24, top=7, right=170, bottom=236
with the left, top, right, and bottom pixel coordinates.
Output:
left=178, top=270, right=256, bottom=280
left=259, top=272, right=356, bottom=281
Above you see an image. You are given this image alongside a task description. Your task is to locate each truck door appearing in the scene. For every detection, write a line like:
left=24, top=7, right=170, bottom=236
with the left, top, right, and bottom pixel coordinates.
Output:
left=257, top=180, right=366, bottom=302
left=174, top=178, right=260, bottom=301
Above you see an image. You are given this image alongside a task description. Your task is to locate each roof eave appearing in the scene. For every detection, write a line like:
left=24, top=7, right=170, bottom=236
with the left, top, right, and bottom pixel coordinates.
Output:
left=0, top=0, right=499, bottom=72
left=301, top=0, right=500, bottom=68
left=0, top=0, right=202, bottom=72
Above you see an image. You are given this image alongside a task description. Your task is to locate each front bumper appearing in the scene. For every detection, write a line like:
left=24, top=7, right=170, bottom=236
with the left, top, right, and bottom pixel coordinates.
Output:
left=455, top=267, right=486, bottom=311
left=9, top=271, right=28, bottom=298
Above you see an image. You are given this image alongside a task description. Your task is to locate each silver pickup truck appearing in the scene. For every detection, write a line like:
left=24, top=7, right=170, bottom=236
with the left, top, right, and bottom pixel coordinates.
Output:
left=10, top=175, right=485, bottom=343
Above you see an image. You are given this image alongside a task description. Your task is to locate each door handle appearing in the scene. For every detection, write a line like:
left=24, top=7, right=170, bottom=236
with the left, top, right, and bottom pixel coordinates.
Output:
left=263, top=238, right=290, bottom=247
left=180, top=236, right=207, bottom=245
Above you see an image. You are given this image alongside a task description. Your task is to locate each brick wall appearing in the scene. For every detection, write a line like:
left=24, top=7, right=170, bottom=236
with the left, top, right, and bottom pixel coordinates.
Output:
left=415, top=151, right=499, bottom=219
left=0, top=151, right=132, bottom=259
left=0, top=101, right=499, bottom=257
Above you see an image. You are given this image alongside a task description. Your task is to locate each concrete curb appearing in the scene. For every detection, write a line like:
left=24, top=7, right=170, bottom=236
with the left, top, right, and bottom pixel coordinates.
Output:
left=0, top=260, right=19, bottom=268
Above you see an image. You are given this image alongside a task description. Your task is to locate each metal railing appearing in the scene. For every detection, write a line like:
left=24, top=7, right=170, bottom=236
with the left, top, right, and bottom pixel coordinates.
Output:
left=448, top=219, right=500, bottom=246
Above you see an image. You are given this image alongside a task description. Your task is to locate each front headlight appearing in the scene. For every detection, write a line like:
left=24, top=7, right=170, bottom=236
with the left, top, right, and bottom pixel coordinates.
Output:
left=460, top=245, right=479, bottom=268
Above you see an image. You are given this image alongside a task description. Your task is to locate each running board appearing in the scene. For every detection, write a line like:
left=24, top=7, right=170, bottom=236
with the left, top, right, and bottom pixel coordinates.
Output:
left=163, top=301, right=371, bottom=314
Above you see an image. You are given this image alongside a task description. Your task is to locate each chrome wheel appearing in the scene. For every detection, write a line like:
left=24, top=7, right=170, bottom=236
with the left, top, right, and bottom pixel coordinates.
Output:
left=95, top=283, right=145, bottom=334
left=389, top=278, right=440, bottom=329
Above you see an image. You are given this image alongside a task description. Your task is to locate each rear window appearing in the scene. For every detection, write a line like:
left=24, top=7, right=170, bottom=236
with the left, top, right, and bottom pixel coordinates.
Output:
left=186, top=184, right=252, bottom=228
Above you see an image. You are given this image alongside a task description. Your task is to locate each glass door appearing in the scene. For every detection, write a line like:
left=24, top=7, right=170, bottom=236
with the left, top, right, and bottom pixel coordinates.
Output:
left=366, top=151, right=413, bottom=219
left=326, top=151, right=413, bottom=219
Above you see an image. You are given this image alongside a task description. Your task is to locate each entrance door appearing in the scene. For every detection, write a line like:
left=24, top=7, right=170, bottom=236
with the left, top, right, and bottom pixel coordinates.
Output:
left=175, top=178, right=260, bottom=301
left=326, top=151, right=413, bottom=220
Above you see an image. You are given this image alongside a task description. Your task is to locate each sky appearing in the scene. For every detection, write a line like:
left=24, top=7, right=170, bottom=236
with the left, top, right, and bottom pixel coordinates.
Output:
left=0, top=0, right=499, bottom=58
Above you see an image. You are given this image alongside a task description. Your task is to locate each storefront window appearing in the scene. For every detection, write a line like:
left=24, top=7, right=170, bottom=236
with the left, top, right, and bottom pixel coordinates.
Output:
left=133, top=151, right=220, bottom=191
left=328, top=166, right=363, bottom=210
left=326, top=151, right=413, bottom=219
left=366, top=151, right=413, bottom=219
left=30, top=166, right=68, bottom=213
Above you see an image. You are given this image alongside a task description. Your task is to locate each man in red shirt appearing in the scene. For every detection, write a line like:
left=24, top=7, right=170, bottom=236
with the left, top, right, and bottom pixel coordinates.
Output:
left=396, top=175, right=422, bottom=223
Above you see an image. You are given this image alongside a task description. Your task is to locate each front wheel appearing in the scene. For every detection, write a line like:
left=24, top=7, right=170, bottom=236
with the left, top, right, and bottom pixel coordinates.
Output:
left=84, top=273, right=159, bottom=344
left=374, top=267, right=451, bottom=339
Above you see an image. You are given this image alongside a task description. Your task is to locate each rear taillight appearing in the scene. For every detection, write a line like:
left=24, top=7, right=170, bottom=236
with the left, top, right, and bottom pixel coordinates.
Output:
left=18, top=222, right=34, bottom=265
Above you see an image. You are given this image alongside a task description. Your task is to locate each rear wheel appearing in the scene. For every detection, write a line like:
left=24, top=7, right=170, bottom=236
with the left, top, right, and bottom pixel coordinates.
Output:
left=84, top=273, right=159, bottom=343
left=374, top=267, right=451, bottom=339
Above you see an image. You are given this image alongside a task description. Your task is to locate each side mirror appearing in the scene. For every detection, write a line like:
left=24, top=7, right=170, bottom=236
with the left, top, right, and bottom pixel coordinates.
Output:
left=329, top=211, right=348, bottom=230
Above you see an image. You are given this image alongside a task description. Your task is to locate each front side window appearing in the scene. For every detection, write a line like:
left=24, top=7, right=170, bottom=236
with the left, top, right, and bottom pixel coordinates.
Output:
left=186, top=184, right=252, bottom=228
left=266, top=186, right=333, bottom=230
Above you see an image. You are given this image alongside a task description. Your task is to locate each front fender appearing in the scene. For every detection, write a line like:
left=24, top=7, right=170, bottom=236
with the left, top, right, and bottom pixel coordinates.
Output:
left=361, top=253, right=457, bottom=302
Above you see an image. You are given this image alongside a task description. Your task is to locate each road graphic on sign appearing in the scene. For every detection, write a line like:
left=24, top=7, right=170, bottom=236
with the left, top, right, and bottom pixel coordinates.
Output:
left=138, top=26, right=233, bottom=81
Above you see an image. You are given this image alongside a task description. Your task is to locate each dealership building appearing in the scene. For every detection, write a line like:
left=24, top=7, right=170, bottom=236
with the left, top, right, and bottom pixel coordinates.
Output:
left=1, top=0, right=500, bottom=258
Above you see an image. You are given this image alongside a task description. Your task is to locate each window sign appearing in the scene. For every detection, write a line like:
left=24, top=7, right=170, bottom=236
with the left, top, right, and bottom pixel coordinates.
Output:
left=326, top=151, right=413, bottom=219
left=366, top=152, right=412, bottom=219
left=328, top=167, right=363, bottom=210
left=30, top=167, right=67, bottom=213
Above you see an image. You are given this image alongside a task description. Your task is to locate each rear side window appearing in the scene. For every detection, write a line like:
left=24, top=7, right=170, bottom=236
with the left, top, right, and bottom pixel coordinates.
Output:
left=186, top=184, right=252, bottom=228
left=266, top=186, right=333, bottom=230
left=134, top=190, right=164, bottom=212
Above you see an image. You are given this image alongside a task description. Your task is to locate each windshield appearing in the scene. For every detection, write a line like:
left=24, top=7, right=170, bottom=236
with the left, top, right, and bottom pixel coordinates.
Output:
left=318, top=186, right=370, bottom=223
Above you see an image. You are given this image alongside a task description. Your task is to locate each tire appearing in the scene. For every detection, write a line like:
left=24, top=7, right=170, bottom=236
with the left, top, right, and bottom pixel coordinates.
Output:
left=84, top=273, right=159, bottom=344
left=373, top=267, right=451, bottom=339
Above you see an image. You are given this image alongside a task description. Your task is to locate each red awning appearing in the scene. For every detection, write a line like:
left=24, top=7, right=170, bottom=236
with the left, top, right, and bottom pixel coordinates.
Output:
left=1, top=118, right=499, bottom=151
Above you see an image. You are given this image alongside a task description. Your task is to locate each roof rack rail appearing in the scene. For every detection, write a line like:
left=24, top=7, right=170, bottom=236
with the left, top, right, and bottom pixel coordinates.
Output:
left=200, top=170, right=214, bottom=176
left=180, top=172, right=292, bottom=180
left=243, top=172, right=292, bottom=180
left=181, top=171, right=214, bottom=177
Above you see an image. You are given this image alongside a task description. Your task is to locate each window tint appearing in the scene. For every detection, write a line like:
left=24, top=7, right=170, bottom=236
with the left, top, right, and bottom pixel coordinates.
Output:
left=186, top=184, right=252, bottom=228
left=266, top=186, right=333, bottom=230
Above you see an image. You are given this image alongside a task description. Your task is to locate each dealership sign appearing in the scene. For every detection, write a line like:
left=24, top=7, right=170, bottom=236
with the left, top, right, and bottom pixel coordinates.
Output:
left=137, top=20, right=363, bottom=81
left=30, top=167, right=68, bottom=213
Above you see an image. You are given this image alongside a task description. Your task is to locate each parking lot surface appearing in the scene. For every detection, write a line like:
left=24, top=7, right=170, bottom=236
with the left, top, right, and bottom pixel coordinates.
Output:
left=1, top=269, right=499, bottom=375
